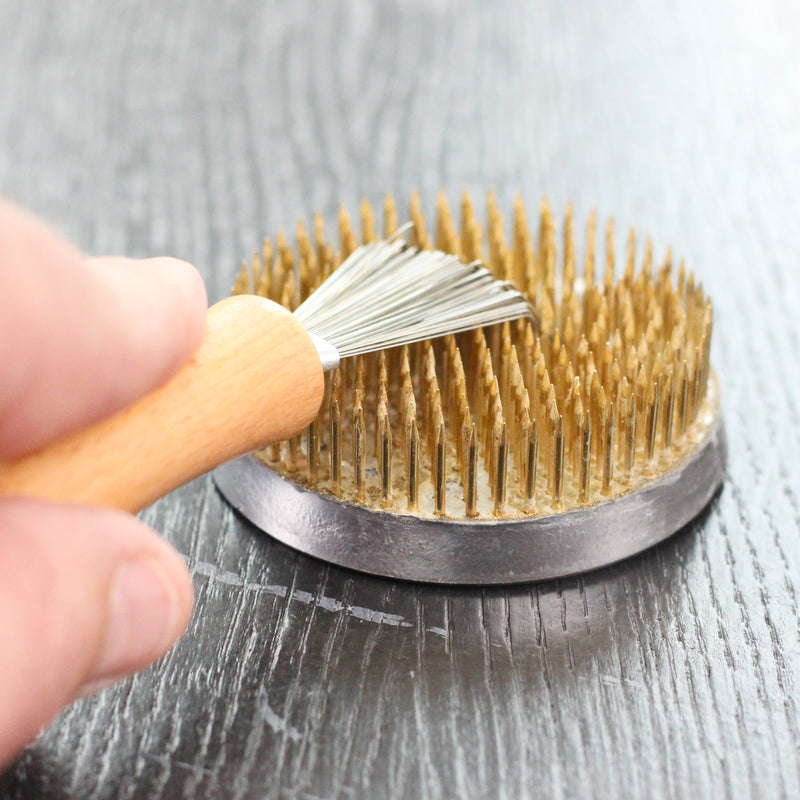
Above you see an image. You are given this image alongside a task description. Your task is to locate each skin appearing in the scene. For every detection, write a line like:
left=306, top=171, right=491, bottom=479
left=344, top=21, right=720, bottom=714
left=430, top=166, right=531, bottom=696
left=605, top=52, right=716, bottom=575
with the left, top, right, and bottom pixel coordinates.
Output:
left=0, top=201, right=206, bottom=767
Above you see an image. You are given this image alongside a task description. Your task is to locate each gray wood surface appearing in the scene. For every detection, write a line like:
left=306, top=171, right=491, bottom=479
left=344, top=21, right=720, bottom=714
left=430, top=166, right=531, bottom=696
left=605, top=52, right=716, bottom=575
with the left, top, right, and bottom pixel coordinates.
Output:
left=1, top=0, right=799, bottom=797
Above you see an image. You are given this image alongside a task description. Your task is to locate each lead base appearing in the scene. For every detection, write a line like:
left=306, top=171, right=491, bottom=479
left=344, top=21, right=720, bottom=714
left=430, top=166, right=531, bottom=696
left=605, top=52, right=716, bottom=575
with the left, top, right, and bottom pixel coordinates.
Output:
left=213, top=418, right=726, bottom=585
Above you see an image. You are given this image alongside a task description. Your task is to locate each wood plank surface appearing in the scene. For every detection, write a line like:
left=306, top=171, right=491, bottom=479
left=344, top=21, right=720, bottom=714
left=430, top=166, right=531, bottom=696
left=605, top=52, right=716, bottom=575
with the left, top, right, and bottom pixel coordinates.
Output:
left=1, top=0, right=799, bottom=797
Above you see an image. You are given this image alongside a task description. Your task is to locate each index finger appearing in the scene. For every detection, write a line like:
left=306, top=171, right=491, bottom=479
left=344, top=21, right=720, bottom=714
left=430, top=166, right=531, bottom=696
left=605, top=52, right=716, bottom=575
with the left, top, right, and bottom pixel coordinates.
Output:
left=0, top=201, right=208, bottom=459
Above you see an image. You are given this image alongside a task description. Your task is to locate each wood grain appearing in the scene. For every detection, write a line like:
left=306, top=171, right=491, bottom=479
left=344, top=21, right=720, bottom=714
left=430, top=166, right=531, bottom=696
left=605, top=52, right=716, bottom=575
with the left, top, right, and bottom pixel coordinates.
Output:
left=1, top=0, right=799, bottom=797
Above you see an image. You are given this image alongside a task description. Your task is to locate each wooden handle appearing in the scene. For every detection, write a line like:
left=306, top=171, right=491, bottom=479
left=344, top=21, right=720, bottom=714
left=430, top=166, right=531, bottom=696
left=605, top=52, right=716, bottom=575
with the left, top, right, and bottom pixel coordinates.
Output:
left=0, top=295, right=325, bottom=512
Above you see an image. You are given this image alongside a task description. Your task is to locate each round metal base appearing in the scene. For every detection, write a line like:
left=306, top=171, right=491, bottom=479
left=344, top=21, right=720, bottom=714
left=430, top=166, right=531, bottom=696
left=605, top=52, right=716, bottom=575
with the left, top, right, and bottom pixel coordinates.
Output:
left=213, top=417, right=726, bottom=584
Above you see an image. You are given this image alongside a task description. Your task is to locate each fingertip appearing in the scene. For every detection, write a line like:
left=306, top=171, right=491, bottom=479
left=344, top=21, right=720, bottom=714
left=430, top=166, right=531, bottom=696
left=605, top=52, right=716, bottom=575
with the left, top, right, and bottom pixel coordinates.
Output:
left=0, top=500, right=195, bottom=763
left=88, top=254, right=208, bottom=357
left=123, top=256, right=209, bottom=374
left=88, top=537, right=194, bottom=685
left=139, top=256, right=208, bottom=328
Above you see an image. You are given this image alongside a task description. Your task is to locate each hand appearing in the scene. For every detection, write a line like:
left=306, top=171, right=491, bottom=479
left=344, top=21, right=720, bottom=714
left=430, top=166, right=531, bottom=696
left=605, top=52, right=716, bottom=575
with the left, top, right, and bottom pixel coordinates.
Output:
left=0, top=201, right=207, bottom=767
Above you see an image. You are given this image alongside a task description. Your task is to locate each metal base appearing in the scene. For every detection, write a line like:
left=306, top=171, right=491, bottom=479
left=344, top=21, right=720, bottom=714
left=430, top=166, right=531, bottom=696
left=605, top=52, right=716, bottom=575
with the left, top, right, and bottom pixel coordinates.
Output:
left=213, top=417, right=726, bottom=584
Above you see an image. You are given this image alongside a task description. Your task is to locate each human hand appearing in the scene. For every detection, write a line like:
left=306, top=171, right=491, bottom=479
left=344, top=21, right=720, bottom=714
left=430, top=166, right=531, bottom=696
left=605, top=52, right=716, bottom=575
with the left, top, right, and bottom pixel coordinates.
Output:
left=0, top=201, right=207, bottom=767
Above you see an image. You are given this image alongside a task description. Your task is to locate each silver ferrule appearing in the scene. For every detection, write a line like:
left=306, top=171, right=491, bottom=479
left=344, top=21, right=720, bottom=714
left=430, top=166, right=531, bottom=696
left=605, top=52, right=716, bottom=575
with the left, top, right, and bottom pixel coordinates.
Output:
left=308, top=333, right=340, bottom=373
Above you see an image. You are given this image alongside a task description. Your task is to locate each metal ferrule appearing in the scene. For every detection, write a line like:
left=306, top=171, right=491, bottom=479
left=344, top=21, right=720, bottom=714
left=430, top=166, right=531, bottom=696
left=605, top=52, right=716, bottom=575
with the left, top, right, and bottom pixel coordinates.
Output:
left=308, top=333, right=340, bottom=373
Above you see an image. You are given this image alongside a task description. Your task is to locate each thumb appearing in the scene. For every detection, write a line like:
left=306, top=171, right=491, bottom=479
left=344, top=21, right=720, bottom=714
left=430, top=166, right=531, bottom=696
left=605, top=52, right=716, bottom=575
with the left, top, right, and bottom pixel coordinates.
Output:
left=0, top=498, right=194, bottom=766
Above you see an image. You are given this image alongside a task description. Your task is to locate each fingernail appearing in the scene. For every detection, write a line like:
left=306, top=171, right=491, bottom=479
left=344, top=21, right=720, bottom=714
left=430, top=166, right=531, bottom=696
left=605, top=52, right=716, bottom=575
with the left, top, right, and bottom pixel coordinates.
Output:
left=76, top=677, right=118, bottom=700
left=93, top=557, right=185, bottom=681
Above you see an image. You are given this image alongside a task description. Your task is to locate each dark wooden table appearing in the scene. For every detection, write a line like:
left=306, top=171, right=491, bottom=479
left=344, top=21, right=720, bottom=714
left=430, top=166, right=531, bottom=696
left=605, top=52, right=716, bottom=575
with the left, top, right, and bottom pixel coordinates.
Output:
left=2, top=1, right=799, bottom=797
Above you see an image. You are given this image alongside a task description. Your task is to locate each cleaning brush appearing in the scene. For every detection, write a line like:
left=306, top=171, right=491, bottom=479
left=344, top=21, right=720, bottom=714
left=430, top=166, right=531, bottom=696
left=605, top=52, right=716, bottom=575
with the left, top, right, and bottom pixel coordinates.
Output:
left=214, top=191, right=725, bottom=583
left=0, top=216, right=533, bottom=515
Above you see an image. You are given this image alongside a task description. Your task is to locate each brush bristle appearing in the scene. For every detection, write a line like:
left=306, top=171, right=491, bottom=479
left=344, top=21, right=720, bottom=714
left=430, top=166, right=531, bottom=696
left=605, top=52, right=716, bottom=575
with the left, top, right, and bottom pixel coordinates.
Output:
left=292, top=239, right=534, bottom=358
left=233, top=191, right=717, bottom=520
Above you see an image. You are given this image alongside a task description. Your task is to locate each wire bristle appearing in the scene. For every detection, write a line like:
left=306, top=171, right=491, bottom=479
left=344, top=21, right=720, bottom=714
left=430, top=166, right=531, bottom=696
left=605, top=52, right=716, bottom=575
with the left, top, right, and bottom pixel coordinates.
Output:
left=243, top=192, right=717, bottom=520
left=293, top=239, right=534, bottom=359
